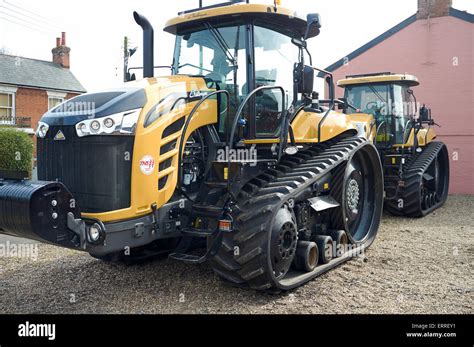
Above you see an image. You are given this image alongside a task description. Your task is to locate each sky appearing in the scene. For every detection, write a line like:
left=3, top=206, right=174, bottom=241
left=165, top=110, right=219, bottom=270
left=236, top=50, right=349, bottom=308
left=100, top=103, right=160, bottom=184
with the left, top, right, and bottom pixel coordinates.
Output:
left=0, top=0, right=473, bottom=93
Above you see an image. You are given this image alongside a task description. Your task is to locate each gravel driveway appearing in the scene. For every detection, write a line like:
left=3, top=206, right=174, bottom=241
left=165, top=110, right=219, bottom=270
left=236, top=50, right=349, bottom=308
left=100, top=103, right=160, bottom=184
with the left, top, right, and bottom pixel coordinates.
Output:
left=0, top=196, right=472, bottom=314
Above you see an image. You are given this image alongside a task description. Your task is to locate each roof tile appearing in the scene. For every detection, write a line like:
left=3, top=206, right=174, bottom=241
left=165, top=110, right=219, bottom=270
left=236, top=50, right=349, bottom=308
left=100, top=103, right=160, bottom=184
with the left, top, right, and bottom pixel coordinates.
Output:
left=0, top=54, right=86, bottom=93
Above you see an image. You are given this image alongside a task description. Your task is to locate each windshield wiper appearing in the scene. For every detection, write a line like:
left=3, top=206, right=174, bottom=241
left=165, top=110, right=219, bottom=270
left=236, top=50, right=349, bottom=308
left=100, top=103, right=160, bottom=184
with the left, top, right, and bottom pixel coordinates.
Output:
left=368, top=85, right=387, bottom=104
left=205, top=23, right=237, bottom=67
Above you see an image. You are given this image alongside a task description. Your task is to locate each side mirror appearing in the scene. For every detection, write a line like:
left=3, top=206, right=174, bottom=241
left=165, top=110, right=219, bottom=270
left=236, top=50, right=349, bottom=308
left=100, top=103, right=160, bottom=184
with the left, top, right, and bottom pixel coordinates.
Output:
left=338, top=97, right=348, bottom=112
left=294, top=63, right=314, bottom=95
left=325, top=75, right=334, bottom=102
left=419, top=105, right=431, bottom=122
left=304, top=13, right=322, bottom=40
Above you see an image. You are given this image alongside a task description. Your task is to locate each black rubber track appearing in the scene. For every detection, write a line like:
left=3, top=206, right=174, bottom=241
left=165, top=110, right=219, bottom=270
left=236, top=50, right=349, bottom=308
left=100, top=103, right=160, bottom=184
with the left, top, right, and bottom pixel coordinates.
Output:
left=385, top=142, right=450, bottom=217
left=211, top=136, right=383, bottom=291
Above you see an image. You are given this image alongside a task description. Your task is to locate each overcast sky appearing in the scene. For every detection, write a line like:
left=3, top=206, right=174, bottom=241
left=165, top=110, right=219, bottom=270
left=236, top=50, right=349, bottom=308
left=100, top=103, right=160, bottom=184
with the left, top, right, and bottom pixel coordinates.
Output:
left=0, top=0, right=473, bottom=92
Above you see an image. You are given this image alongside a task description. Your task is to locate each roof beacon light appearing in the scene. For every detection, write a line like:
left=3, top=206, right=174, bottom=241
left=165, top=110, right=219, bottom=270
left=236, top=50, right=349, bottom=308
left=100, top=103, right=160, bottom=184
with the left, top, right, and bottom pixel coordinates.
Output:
left=274, top=0, right=282, bottom=6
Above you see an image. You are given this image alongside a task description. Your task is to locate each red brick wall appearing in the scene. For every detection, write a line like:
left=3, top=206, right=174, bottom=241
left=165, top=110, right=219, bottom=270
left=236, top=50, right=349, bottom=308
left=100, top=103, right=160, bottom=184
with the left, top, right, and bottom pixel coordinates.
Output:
left=15, top=88, right=79, bottom=129
left=16, top=88, right=48, bottom=128
left=417, top=0, right=452, bottom=19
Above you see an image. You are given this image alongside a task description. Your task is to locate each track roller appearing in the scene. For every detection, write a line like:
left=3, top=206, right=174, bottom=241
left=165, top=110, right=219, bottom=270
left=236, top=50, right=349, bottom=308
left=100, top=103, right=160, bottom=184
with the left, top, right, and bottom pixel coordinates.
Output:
left=327, top=230, right=348, bottom=258
left=314, top=235, right=334, bottom=264
left=293, top=241, right=319, bottom=272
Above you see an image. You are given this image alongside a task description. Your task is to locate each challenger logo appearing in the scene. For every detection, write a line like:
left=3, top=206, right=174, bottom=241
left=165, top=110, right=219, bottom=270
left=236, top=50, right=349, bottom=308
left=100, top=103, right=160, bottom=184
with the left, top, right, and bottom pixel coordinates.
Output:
left=189, top=90, right=209, bottom=98
left=139, top=155, right=155, bottom=175
left=54, top=130, right=66, bottom=141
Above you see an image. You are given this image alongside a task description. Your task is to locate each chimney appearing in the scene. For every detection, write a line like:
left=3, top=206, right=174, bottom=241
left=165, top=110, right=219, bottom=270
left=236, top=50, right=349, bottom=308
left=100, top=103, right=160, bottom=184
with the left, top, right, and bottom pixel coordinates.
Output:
left=52, top=32, right=71, bottom=69
left=417, top=0, right=452, bottom=19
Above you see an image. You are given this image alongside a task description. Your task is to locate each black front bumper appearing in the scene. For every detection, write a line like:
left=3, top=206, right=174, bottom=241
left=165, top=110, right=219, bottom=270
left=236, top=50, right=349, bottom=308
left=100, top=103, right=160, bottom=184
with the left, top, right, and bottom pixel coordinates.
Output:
left=0, top=179, right=190, bottom=256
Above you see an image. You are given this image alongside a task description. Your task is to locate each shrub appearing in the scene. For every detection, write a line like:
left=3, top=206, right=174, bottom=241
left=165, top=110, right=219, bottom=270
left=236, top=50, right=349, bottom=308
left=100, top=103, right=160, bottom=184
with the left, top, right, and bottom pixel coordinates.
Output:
left=0, top=128, right=34, bottom=175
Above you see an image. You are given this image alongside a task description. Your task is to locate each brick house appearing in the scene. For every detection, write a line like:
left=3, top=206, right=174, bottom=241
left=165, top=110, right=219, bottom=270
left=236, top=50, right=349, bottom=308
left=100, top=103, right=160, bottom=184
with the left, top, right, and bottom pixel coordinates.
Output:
left=0, top=32, right=86, bottom=134
left=325, top=0, right=473, bottom=195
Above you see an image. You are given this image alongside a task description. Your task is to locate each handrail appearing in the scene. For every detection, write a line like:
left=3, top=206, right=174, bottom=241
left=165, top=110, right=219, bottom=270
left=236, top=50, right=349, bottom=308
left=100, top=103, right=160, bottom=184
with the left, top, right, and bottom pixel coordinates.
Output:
left=228, top=85, right=286, bottom=194
left=177, top=90, right=230, bottom=188
left=368, top=120, right=377, bottom=140
left=400, top=118, right=414, bottom=158
left=310, top=66, right=335, bottom=143
left=374, top=121, right=387, bottom=147
left=401, top=119, right=413, bottom=148
left=228, top=85, right=286, bottom=152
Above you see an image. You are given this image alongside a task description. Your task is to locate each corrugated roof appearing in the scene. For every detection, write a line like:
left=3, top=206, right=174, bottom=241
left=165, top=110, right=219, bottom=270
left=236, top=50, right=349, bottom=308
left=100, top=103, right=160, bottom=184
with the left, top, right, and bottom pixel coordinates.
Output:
left=0, top=54, right=86, bottom=93
left=324, top=7, right=473, bottom=73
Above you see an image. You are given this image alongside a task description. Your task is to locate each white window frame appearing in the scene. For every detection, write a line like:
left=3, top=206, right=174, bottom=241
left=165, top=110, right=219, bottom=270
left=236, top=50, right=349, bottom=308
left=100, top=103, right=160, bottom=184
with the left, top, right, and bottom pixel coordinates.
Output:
left=0, top=86, right=17, bottom=125
left=47, top=91, right=67, bottom=111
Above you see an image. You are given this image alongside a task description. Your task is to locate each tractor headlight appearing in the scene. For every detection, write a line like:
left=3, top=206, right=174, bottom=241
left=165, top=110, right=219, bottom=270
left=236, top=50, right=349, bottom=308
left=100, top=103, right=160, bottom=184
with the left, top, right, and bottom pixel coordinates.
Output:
left=77, top=122, right=87, bottom=136
left=90, top=120, right=101, bottom=133
left=103, top=118, right=115, bottom=128
left=87, top=222, right=105, bottom=244
left=75, top=108, right=142, bottom=137
left=36, top=122, right=50, bottom=138
left=89, top=224, right=101, bottom=242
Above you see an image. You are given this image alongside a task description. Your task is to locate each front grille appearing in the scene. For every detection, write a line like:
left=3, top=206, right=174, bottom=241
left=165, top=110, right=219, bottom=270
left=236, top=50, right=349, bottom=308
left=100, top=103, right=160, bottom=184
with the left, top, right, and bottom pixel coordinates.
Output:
left=37, top=126, right=134, bottom=213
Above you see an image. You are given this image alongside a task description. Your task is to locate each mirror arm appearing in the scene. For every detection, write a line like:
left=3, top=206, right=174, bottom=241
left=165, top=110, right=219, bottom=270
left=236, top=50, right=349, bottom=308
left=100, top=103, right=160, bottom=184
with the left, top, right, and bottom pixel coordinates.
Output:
left=304, top=45, right=313, bottom=66
left=310, top=66, right=335, bottom=103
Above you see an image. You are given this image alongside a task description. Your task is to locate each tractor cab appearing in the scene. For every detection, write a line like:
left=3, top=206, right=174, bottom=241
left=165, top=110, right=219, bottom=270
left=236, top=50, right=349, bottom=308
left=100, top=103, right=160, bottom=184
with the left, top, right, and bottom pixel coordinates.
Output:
left=164, top=1, right=322, bottom=144
left=338, top=73, right=420, bottom=149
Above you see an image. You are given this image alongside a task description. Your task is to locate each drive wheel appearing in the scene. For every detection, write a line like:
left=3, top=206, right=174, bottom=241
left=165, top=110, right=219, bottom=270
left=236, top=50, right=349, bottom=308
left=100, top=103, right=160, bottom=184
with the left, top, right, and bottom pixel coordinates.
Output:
left=331, top=144, right=383, bottom=247
left=232, top=205, right=298, bottom=291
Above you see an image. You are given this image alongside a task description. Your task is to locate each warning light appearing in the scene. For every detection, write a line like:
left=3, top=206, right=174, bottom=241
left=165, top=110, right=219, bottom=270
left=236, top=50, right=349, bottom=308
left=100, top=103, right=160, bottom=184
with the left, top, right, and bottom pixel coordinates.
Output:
left=274, top=0, right=282, bottom=6
left=219, top=219, right=233, bottom=232
left=224, top=167, right=229, bottom=180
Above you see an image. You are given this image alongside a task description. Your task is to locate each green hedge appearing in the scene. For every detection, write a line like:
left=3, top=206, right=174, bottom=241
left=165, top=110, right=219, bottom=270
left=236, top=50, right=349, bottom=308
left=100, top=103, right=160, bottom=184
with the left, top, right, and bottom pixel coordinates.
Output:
left=0, top=128, right=34, bottom=175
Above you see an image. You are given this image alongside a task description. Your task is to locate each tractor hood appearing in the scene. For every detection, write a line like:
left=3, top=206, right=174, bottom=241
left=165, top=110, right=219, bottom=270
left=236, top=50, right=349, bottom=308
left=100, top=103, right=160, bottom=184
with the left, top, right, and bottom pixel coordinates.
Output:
left=39, top=76, right=212, bottom=128
left=40, top=87, right=148, bottom=126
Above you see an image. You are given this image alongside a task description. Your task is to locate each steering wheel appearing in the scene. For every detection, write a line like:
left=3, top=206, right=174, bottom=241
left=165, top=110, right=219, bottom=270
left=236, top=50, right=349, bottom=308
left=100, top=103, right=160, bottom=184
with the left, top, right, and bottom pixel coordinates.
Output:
left=365, top=101, right=381, bottom=111
left=205, top=72, right=227, bottom=84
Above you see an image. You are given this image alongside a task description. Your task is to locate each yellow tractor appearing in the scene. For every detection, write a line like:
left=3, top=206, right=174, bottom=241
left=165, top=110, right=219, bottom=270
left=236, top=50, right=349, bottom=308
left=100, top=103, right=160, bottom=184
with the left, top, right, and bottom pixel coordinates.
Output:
left=0, top=1, right=384, bottom=291
left=338, top=73, right=450, bottom=217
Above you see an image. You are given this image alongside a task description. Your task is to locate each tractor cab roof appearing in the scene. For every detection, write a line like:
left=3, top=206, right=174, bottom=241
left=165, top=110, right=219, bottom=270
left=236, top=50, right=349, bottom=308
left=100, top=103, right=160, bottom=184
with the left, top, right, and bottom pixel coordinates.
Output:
left=164, top=2, right=317, bottom=39
left=338, top=73, right=420, bottom=87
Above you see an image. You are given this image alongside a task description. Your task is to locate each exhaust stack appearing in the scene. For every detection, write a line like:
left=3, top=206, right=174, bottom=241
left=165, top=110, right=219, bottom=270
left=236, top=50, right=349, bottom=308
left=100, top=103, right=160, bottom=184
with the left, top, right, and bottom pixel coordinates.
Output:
left=133, top=11, right=154, bottom=78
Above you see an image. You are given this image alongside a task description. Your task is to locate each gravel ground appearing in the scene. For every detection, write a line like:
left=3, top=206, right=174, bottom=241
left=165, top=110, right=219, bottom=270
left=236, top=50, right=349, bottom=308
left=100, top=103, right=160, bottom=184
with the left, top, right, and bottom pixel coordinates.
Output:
left=0, top=196, right=472, bottom=314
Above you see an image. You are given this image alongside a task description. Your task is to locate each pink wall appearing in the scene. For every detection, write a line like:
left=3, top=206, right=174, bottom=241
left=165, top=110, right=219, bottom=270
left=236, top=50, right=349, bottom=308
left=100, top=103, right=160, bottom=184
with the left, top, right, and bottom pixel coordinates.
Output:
left=330, top=16, right=473, bottom=195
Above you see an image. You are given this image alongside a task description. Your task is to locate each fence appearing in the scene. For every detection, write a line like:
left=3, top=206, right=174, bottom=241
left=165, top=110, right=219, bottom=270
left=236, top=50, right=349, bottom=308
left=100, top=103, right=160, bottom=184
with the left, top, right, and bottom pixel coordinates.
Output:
left=0, top=116, right=32, bottom=129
